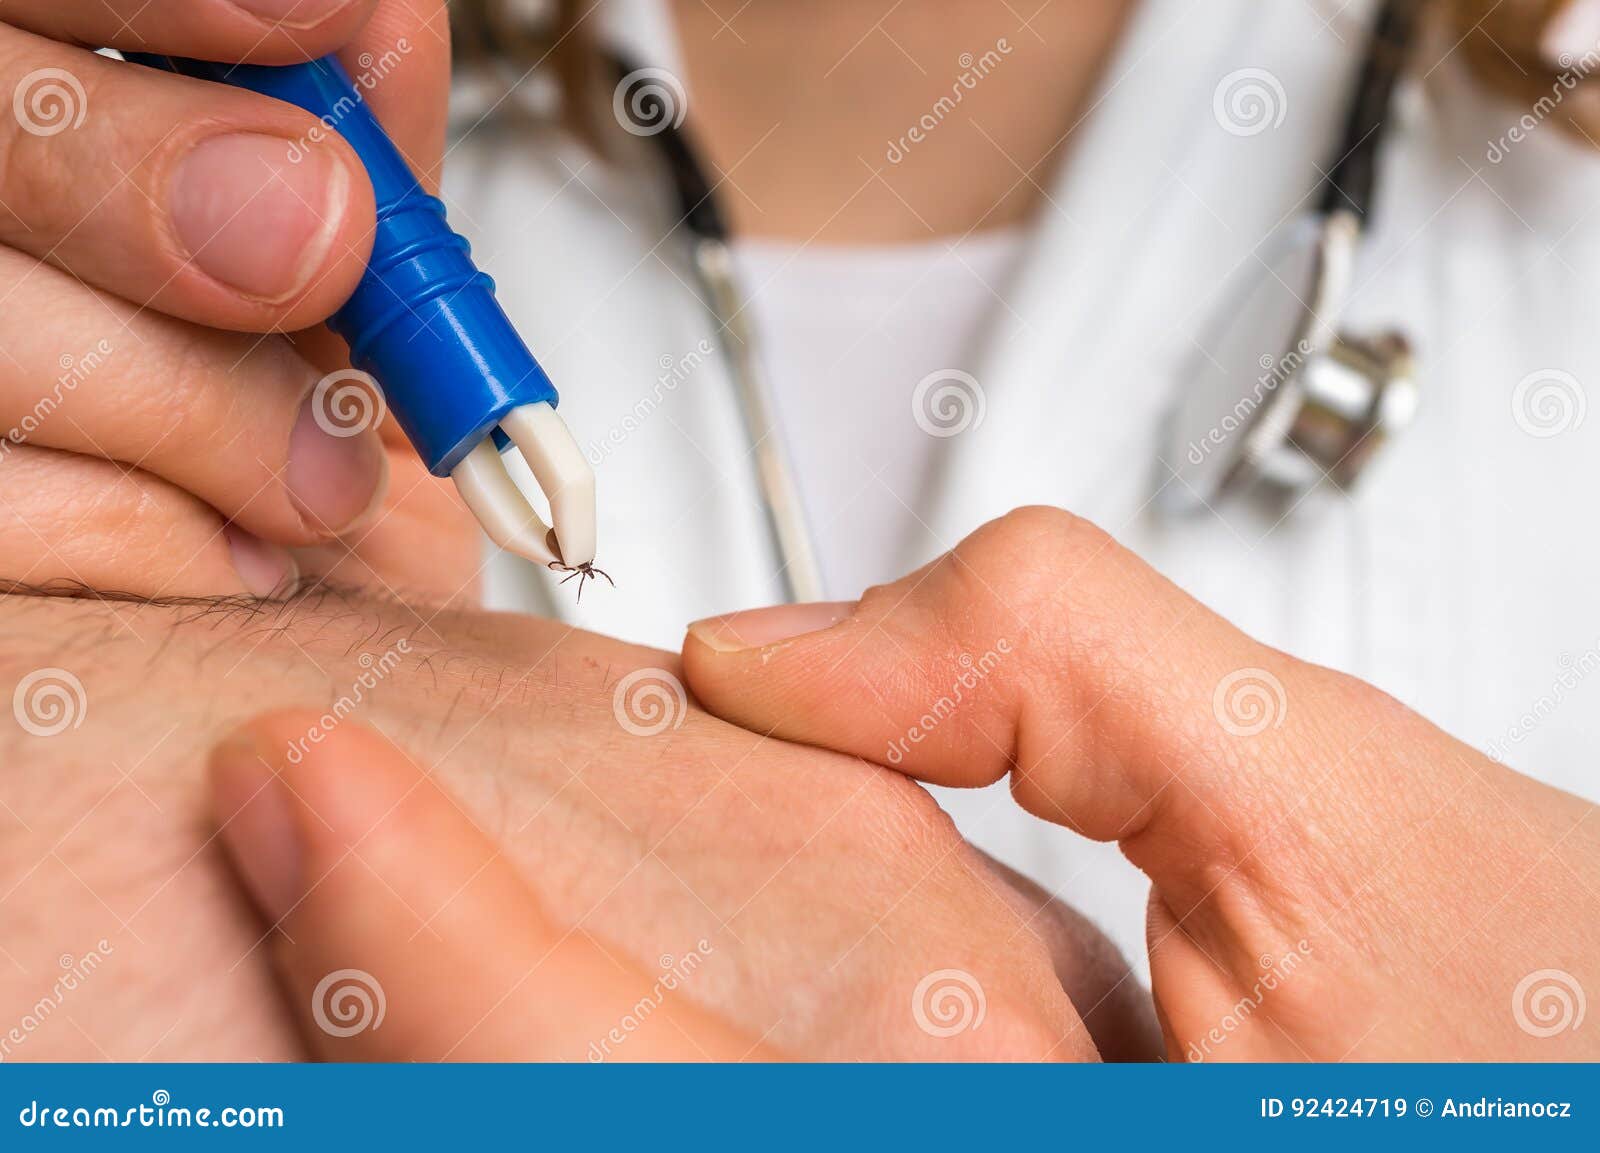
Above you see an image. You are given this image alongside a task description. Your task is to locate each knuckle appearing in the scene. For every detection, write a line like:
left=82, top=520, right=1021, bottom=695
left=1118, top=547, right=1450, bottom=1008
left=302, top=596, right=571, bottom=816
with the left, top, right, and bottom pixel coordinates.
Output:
left=954, top=996, right=1084, bottom=1061
left=123, top=324, right=220, bottom=427
left=0, top=56, right=120, bottom=227
left=52, top=453, right=183, bottom=530
left=99, top=471, right=180, bottom=537
left=948, top=506, right=1114, bottom=624
left=983, top=506, right=1111, bottom=570
left=851, top=763, right=963, bottom=860
left=855, top=577, right=908, bottom=623
left=129, top=328, right=308, bottom=467
left=0, top=64, right=160, bottom=246
left=0, top=450, right=214, bottom=575
left=0, top=122, right=77, bottom=239
left=777, top=741, right=967, bottom=866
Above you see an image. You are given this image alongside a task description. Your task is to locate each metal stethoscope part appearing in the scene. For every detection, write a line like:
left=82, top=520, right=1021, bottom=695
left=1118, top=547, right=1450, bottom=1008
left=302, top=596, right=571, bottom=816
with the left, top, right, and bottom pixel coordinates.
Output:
left=1163, top=0, right=1424, bottom=515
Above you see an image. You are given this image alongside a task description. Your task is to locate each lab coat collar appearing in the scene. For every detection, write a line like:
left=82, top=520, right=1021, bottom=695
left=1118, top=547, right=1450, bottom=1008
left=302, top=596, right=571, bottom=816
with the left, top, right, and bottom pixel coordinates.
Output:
left=595, top=0, right=683, bottom=73
left=913, top=0, right=1382, bottom=566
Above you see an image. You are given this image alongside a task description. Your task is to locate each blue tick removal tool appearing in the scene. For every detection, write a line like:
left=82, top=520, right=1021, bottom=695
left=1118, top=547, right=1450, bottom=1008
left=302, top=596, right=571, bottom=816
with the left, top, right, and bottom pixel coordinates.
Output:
left=127, top=52, right=598, bottom=577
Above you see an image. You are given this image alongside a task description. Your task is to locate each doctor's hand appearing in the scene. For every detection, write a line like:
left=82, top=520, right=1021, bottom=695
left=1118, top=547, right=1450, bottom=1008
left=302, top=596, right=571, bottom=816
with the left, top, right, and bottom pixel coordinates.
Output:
left=0, top=2, right=480, bottom=604
left=682, top=507, right=1600, bottom=1062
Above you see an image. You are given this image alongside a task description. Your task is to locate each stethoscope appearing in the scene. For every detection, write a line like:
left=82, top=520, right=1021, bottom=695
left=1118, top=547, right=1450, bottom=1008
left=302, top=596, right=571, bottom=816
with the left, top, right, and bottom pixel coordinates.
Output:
left=614, top=0, right=1424, bottom=604
left=615, top=57, right=826, bottom=602
left=1162, top=0, right=1423, bottom=518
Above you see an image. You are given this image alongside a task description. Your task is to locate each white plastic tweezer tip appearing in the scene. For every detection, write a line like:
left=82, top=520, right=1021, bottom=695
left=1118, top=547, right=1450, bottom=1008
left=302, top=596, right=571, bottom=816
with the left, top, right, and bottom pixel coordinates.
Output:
left=450, top=401, right=597, bottom=572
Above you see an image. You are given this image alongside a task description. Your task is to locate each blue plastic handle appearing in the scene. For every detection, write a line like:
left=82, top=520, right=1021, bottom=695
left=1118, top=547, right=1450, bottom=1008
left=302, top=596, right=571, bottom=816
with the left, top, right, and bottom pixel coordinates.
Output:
left=127, top=53, right=559, bottom=477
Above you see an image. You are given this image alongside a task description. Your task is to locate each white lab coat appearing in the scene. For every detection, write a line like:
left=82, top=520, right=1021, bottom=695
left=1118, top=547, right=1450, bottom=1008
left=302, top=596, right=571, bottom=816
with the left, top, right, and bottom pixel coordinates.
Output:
left=445, top=0, right=1600, bottom=964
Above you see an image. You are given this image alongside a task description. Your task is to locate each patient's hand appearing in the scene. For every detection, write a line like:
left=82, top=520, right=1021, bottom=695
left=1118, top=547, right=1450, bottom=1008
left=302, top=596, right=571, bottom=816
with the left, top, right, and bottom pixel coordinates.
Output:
left=209, top=711, right=770, bottom=1061
left=0, top=589, right=1153, bottom=1061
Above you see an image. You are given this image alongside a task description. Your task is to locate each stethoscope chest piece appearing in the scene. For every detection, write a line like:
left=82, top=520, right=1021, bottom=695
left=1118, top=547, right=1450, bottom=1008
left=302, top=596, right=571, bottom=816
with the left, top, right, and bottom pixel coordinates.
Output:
left=1162, top=210, right=1418, bottom=516
left=1162, top=0, right=1423, bottom=519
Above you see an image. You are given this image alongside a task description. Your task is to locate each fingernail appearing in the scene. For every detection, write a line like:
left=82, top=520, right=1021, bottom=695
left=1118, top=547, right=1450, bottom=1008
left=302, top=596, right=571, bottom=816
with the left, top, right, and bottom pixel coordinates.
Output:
left=688, top=601, right=855, bottom=653
left=286, top=395, right=388, bottom=535
left=230, top=0, right=355, bottom=29
left=170, top=133, right=347, bottom=302
left=1543, top=0, right=1600, bottom=68
left=209, top=735, right=303, bottom=926
left=224, top=524, right=298, bottom=596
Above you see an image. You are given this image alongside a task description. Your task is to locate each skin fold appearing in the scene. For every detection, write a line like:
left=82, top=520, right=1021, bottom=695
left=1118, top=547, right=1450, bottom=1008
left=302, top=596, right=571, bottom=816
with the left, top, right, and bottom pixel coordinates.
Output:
left=0, top=588, right=1158, bottom=1062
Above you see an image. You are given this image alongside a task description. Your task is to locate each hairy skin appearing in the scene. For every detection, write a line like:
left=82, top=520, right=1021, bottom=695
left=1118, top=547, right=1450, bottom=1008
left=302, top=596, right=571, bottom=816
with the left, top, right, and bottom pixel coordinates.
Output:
left=0, top=589, right=1156, bottom=1062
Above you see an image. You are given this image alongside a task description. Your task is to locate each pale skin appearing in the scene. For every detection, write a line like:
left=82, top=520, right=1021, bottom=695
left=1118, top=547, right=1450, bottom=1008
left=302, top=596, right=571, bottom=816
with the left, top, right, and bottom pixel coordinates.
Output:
left=670, top=0, right=1136, bottom=243
left=673, top=0, right=1600, bottom=244
left=0, top=1, right=1596, bottom=1060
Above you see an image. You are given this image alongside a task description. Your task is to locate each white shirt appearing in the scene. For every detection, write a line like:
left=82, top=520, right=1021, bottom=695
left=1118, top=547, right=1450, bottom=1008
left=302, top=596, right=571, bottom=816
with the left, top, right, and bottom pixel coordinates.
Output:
left=730, top=231, right=1027, bottom=599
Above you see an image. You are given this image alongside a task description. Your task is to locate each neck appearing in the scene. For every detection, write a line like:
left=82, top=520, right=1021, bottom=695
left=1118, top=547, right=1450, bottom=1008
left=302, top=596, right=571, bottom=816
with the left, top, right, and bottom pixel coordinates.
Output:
left=670, top=0, right=1136, bottom=244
